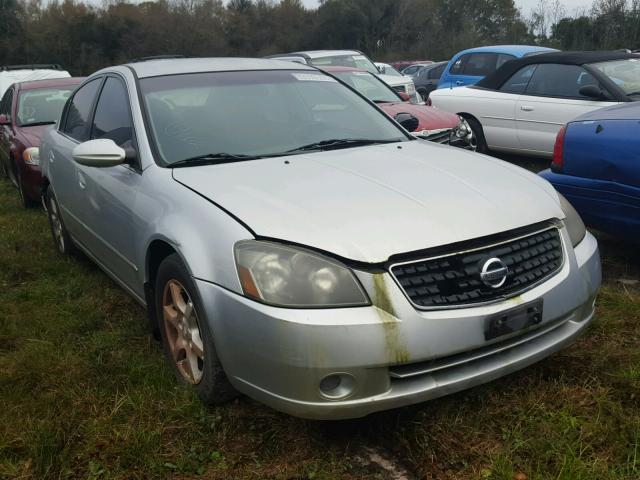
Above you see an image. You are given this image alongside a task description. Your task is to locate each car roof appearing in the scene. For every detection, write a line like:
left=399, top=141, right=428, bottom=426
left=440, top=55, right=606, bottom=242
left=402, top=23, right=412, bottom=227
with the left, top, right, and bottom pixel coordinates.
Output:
left=453, top=45, right=558, bottom=57
left=477, top=50, right=640, bottom=90
left=572, top=100, right=640, bottom=122
left=320, top=66, right=368, bottom=73
left=269, top=50, right=362, bottom=59
left=16, top=77, right=85, bottom=91
left=125, top=57, right=315, bottom=79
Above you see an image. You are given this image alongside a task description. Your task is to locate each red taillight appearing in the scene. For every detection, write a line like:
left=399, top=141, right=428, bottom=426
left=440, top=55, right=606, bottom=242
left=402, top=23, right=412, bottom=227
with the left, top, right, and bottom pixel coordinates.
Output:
left=551, top=125, right=566, bottom=172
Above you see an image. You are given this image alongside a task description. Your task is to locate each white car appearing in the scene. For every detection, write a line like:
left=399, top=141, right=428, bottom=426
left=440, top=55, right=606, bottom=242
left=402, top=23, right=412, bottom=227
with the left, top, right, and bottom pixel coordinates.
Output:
left=429, top=51, right=640, bottom=157
left=266, top=50, right=419, bottom=103
left=0, top=64, right=70, bottom=98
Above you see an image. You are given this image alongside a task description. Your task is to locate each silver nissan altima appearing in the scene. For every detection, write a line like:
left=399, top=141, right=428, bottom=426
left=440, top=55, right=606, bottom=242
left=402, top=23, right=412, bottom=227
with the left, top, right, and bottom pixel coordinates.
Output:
left=40, top=58, right=601, bottom=419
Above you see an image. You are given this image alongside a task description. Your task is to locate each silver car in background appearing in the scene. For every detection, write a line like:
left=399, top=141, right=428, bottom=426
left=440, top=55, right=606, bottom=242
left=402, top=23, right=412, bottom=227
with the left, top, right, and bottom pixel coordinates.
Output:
left=40, top=58, right=601, bottom=419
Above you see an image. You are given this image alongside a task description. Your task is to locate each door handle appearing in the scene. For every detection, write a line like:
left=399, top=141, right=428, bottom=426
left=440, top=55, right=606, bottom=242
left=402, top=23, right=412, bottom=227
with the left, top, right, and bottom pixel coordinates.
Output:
left=78, top=172, right=86, bottom=190
left=520, top=105, right=534, bottom=112
left=456, top=81, right=464, bottom=85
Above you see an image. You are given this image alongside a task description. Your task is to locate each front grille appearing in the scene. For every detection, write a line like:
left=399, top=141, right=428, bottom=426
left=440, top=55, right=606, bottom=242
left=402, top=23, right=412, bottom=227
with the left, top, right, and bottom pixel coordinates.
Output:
left=390, top=227, right=563, bottom=308
left=422, top=129, right=451, bottom=144
left=392, top=85, right=407, bottom=93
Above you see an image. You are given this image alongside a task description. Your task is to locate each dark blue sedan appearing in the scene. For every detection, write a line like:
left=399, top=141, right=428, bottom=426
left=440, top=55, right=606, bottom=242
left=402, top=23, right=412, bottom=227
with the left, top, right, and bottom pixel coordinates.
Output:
left=540, top=102, right=640, bottom=239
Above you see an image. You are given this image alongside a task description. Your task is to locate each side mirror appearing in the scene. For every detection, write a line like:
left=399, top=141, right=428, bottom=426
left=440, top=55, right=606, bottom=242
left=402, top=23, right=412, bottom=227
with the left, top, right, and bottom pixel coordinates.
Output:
left=579, top=84, right=606, bottom=100
left=394, top=112, right=420, bottom=132
left=0, top=114, right=10, bottom=125
left=73, top=139, right=126, bottom=167
left=398, top=92, right=411, bottom=102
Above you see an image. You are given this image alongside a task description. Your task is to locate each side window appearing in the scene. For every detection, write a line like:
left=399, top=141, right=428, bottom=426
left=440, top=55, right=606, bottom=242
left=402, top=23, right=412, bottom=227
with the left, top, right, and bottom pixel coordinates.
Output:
left=404, top=66, right=417, bottom=75
left=462, top=53, right=499, bottom=76
left=1, top=88, right=14, bottom=117
left=500, top=65, right=538, bottom=94
left=497, top=54, right=516, bottom=69
left=62, top=79, right=102, bottom=141
left=525, top=64, right=596, bottom=98
left=449, top=55, right=468, bottom=75
left=91, top=77, right=134, bottom=148
left=428, top=64, right=446, bottom=80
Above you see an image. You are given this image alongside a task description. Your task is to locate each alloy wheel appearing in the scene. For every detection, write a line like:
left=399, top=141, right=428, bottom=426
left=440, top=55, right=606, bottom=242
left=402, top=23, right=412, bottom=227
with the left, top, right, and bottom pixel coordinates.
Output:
left=162, top=279, right=205, bottom=384
left=48, top=197, right=65, bottom=253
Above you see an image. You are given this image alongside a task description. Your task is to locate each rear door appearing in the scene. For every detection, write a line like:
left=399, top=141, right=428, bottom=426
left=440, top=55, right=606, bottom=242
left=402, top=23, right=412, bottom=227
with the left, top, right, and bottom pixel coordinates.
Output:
left=445, top=53, right=513, bottom=88
left=48, top=77, right=103, bottom=239
left=515, top=63, right=618, bottom=156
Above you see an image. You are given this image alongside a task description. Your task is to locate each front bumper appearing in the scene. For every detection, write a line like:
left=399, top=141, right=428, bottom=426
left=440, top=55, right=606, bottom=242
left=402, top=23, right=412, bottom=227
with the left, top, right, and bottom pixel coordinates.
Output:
left=197, top=228, right=600, bottom=420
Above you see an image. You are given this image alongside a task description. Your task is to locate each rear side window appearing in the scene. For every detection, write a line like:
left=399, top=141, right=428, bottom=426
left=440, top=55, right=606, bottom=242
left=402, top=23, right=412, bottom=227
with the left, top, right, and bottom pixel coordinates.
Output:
left=91, top=77, right=134, bottom=147
left=62, top=78, right=102, bottom=141
left=525, top=64, right=596, bottom=98
left=449, top=55, right=467, bottom=74
left=462, top=53, right=499, bottom=76
left=428, top=64, right=446, bottom=80
left=500, top=65, right=538, bottom=94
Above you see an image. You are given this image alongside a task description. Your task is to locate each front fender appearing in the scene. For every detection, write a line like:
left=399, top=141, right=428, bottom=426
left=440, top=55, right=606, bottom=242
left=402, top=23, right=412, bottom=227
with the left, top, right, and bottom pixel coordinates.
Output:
left=134, top=166, right=254, bottom=294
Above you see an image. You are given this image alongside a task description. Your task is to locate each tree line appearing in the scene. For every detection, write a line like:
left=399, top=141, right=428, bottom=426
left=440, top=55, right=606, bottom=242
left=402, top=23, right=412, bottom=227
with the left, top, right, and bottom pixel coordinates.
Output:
left=0, top=0, right=638, bottom=76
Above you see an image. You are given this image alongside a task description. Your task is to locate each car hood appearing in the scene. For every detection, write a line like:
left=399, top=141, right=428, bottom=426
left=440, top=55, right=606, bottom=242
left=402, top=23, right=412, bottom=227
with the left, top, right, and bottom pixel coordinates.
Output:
left=15, top=124, right=50, bottom=147
left=379, top=102, right=460, bottom=131
left=172, top=142, right=563, bottom=263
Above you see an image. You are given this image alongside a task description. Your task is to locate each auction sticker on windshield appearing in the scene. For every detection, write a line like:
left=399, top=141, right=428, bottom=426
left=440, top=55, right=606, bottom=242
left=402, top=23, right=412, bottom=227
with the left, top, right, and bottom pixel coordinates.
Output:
left=292, top=73, right=337, bottom=82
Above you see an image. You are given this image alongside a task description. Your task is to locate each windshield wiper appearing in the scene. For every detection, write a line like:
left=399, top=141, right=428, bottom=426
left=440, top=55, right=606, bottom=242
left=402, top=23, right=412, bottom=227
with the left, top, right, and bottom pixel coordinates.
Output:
left=19, top=121, right=55, bottom=127
left=169, top=152, right=261, bottom=168
left=285, top=138, right=400, bottom=153
left=372, top=100, right=391, bottom=104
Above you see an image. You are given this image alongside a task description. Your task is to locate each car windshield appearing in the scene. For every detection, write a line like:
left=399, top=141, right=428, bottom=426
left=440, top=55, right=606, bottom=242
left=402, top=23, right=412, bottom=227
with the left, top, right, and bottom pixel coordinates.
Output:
left=589, top=58, right=640, bottom=96
left=334, top=71, right=399, bottom=103
left=17, top=87, right=75, bottom=126
left=309, top=54, right=379, bottom=74
left=379, top=64, right=403, bottom=77
left=140, top=70, right=407, bottom=166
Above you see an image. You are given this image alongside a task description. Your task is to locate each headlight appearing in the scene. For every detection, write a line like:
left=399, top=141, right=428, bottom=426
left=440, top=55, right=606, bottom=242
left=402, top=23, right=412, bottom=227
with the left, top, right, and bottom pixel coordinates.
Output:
left=558, top=193, right=586, bottom=246
left=23, top=147, right=40, bottom=166
left=235, top=241, right=370, bottom=308
left=453, top=117, right=471, bottom=138
left=406, top=83, right=416, bottom=95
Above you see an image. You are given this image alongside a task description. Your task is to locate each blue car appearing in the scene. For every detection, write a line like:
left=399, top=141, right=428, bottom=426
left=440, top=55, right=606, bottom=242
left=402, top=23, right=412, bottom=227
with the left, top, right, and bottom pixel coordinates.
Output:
left=437, top=45, right=558, bottom=89
left=540, top=102, right=640, bottom=239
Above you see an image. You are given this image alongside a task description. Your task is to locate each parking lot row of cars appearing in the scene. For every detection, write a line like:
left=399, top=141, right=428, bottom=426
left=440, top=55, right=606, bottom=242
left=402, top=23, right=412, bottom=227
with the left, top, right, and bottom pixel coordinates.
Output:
left=0, top=47, right=634, bottom=420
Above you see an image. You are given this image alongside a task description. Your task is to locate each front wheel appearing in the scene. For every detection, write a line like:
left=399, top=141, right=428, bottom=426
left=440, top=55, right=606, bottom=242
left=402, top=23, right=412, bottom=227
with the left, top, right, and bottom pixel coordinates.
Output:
left=464, top=116, right=488, bottom=154
left=155, top=254, right=237, bottom=404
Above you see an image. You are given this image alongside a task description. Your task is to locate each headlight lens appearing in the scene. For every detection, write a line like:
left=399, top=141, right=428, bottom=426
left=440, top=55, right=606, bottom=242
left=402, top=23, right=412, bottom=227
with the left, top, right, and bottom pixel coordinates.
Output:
left=558, top=193, right=586, bottom=246
left=23, top=147, right=40, bottom=166
left=234, top=241, right=370, bottom=308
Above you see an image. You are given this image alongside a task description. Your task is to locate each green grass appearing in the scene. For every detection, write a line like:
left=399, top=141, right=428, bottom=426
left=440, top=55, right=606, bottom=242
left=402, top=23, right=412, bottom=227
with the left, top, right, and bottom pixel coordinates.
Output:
left=0, top=178, right=639, bottom=479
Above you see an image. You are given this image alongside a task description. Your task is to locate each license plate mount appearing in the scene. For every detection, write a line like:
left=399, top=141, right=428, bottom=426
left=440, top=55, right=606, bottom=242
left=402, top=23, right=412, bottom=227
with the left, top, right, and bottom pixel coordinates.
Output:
left=484, top=299, right=544, bottom=341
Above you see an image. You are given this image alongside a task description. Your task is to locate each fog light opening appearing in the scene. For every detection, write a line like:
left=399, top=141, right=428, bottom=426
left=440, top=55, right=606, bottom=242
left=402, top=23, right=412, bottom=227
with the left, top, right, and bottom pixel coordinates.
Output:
left=319, top=373, right=355, bottom=400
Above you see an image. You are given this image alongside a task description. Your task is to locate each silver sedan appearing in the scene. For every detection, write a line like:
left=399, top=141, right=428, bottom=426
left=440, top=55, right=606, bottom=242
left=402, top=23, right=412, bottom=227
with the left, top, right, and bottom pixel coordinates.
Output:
left=40, top=58, right=601, bottom=419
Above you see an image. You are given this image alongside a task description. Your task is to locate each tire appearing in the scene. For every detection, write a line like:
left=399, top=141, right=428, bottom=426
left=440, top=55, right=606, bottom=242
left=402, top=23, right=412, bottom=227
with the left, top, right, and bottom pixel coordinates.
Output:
left=46, top=185, right=75, bottom=255
left=464, top=116, right=489, bottom=154
left=17, top=168, right=37, bottom=208
left=155, top=253, right=237, bottom=404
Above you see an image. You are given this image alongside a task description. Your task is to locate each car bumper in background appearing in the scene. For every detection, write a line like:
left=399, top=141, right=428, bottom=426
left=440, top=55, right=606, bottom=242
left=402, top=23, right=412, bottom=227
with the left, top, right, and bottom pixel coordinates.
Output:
left=196, top=229, right=600, bottom=420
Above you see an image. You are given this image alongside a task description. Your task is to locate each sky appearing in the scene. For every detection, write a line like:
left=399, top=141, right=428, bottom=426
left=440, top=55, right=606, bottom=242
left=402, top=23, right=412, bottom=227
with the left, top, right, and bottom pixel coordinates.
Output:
left=297, top=0, right=593, bottom=15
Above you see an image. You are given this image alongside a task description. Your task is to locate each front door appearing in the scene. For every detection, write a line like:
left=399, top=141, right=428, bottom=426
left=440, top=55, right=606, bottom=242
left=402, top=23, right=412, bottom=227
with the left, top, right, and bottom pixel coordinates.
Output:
left=515, top=63, right=618, bottom=156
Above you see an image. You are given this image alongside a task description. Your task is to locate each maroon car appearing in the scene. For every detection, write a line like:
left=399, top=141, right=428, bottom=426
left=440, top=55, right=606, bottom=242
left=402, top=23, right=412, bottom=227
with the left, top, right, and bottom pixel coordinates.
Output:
left=322, top=66, right=475, bottom=148
left=0, top=77, right=84, bottom=206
